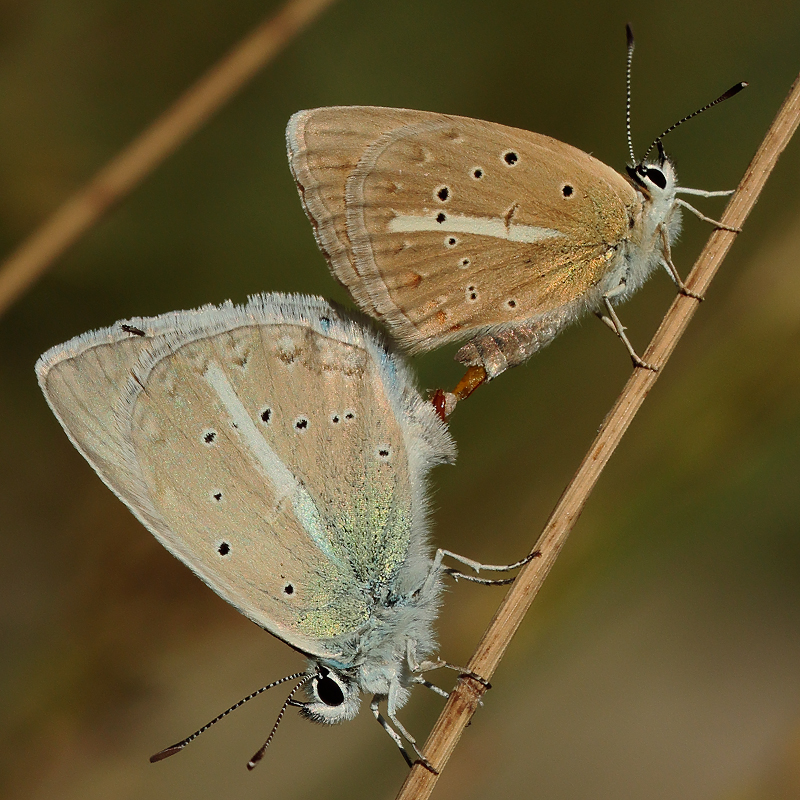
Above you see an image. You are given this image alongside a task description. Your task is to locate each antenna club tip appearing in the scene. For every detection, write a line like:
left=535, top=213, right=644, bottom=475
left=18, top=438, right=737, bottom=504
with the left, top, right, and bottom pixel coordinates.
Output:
left=150, top=745, right=184, bottom=763
left=626, top=23, right=635, bottom=47
left=721, top=82, right=748, bottom=101
left=247, top=745, right=271, bottom=770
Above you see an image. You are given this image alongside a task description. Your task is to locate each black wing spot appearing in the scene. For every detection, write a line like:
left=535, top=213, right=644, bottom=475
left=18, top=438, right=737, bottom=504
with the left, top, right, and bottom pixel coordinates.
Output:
left=445, top=236, right=458, bottom=248
left=503, top=150, right=519, bottom=166
left=436, top=212, right=446, bottom=223
left=284, top=583, right=294, bottom=595
left=466, top=285, right=478, bottom=302
left=218, top=542, right=230, bottom=556
left=460, top=257, right=471, bottom=268
left=260, top=407, right=272, bottom=424
left=436, top=185, right=450, bottom=202
left=212, top=491, right=222, bottom=502
left=344, top=410, right=356, bottom=421
left=203, top=430, right=217, bottom=445
left=294, top=416, right=309, bottom=432
left=471, top=167, right=484, bottom=179
left=561, top=184, right=574, bottom=198
left=507, top=299, right=517, bottom=308
left=377, top=445, right=391, bottom=459
left=330, top=413, right=340, bottom=424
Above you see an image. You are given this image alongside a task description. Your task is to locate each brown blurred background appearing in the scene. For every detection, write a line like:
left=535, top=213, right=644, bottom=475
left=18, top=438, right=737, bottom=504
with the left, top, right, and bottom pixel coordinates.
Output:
left=2, top=1, right=800, bottom=798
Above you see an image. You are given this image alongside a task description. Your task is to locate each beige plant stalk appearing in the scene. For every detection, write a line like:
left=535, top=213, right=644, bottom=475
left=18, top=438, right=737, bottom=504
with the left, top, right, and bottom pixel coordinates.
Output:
left=394, top=69, right=800, bottom=800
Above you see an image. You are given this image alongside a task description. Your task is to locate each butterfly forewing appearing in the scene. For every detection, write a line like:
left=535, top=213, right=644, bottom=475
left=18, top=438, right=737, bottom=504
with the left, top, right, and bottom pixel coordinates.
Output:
left=36, top=310, right=201, bottom=534
left=126, top=327, right=373, bottom=649
left=288, top=106, right=637, bottom=352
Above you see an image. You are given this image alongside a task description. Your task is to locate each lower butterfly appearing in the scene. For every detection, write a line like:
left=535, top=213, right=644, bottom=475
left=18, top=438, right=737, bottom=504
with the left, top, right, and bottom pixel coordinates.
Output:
left=36, top=292, right=532, bottom=770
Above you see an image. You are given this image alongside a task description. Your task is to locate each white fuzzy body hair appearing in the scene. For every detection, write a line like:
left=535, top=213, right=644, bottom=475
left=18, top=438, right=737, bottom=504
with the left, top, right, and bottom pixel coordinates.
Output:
left=603, top=157, right=682, bottom=301
left=455, top=155, right=686, bottom=378
left=301, top=534, right=444, bottom=723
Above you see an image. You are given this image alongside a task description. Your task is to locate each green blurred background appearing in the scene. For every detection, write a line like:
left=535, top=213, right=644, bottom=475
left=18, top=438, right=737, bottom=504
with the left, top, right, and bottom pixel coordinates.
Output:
left=2, top=1, right=800, bottom=798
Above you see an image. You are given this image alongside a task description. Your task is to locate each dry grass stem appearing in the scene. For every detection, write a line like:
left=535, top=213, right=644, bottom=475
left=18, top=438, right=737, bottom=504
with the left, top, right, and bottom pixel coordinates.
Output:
left=0, top=0, right=337, bottom=319
left=395, top=69, right=800, bottom=800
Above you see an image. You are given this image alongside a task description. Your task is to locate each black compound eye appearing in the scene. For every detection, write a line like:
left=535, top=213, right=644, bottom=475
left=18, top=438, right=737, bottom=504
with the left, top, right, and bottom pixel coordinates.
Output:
left=315, top=673, right=345, bottom=706
left=645, top=167, right=667, bottom=190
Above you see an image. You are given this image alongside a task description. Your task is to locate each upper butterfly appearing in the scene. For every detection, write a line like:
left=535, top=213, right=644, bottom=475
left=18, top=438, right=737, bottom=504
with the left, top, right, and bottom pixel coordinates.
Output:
left=286, top=29, right=744, bottom=401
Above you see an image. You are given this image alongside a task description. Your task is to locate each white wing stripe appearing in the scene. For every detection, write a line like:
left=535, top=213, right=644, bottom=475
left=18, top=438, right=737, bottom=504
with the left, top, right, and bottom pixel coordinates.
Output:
left=387, top=213, right=564, bottom=243
left=203, top=361, right=339, bottom=565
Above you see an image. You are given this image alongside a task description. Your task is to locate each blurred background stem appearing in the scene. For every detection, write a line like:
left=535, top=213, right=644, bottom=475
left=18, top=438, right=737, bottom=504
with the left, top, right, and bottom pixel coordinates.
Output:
left=0, top=0, right=336, bottom=318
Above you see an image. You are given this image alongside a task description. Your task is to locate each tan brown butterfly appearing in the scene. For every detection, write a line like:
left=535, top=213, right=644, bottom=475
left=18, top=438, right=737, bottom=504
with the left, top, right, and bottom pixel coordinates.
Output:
left=286, top=28, right=744, bottom=411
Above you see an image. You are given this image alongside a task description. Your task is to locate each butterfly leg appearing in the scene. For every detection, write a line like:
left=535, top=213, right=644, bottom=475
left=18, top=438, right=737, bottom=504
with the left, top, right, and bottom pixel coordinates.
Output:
left=675, top=187, right=734, bottom=198
left=406, top=642, right=491, bottom=691
left=372, top=691, right=438, bottom=773
left=595, top=311, right=619, bottom=334
left=387, top=713, right=437, bottom=773
left=370, top=696, right=415, bottom=768
left=658, top=225, right=704, bottom=300
left=441, top=553, right=539, bottom=585
left=386, top=683, right=437, bottom=771
left=427, top=547, right=538, bottom=587
left=413, top=676, right=450, bottom=699
left=601, top=284, right=658, bottom=371
left=675, top=198, right=741, bottom=232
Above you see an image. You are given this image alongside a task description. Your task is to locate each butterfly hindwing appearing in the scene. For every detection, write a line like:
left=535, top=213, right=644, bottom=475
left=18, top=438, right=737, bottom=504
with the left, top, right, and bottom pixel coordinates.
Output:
left=288, top=107, right=426, bottom=315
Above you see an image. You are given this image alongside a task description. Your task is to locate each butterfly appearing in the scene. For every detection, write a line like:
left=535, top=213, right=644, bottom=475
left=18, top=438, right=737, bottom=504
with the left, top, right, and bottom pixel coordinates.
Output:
left=36, top=292, right=529, bottom=768
left=285, top=28, right=743, bottom=411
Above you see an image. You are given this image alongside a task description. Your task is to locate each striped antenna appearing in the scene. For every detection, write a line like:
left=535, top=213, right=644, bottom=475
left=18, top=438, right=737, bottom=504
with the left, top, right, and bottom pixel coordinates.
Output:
left=643, top=81, right=748, bottom=162
left=149, top=671, right=306, bottom=763
left=247, top=674, right=314, bottom=770
left=626, top=24, right=636, bottom=165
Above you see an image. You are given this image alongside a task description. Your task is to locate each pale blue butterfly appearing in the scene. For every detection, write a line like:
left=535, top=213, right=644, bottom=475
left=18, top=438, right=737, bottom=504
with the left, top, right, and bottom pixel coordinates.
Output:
left=36, top=292, right=530, bottom=768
